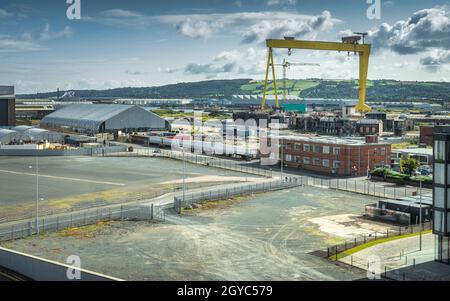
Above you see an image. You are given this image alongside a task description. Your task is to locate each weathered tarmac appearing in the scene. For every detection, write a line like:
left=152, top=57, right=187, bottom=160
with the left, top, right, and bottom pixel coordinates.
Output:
left=2, top=186, right=378, bottom=281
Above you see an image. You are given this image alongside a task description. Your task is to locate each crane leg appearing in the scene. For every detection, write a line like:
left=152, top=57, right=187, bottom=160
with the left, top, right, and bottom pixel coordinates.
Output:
left=261, top=48, right=272, bottom=110
left=270, top=50, right=279, bottom=109
left=355, top=51, right=371, bottom=113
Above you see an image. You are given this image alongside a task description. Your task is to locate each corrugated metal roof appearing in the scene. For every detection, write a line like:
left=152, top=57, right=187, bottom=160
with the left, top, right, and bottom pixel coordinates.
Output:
left=0, top=129, right=15, bottom=137
left=41, top=104, right=165, bottom=131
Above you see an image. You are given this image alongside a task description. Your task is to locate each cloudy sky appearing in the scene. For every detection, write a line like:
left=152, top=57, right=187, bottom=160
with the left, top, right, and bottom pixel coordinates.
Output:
left=1, top=0, right=449, bottom=94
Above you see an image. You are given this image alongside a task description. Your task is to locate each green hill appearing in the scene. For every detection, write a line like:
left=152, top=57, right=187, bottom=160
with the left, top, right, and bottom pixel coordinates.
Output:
left=18, top=79, right=450, bottom=103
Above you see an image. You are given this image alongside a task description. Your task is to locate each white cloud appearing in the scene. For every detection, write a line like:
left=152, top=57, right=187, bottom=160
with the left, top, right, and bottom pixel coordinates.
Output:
left=369, top=7, right=450, bottom=54
left=241, top=11, right=337, bottom=44
left=184, top=62, right=236, bottom=75
left=367, top=6, right=450, bottom=72
left=91, top=10, right=340, bottom=42
left=0, top=8, right=13, bottom=18
left=40, top=24, right=73, bottom=41
left=175, top=18, right=218, bottom=39
left=266, top=0, right=297, bottom=6
left=420, top=49, right=450, bottom=72
left=0, top=37, right=44, bottom=53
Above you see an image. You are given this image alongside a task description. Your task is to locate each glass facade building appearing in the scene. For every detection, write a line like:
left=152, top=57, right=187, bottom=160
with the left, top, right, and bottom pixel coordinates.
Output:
left=433, top=126, right=450, bottom=264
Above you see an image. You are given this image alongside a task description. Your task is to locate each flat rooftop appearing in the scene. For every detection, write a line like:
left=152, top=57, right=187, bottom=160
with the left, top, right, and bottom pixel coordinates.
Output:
left=394, top=148, right=433, bottom=156
left=275, top=134, right=389, bottom=146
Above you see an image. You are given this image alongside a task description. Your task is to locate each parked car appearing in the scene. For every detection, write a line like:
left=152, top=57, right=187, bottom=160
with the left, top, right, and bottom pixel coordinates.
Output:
left=418, top=165, right=433, bottom=176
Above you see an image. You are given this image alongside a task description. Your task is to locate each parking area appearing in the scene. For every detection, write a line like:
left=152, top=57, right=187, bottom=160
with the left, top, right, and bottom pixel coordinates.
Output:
left=0, top=156, right=262, bottom=221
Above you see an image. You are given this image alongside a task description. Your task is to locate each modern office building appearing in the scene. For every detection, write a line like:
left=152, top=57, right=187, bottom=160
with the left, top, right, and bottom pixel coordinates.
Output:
left=0, top=86, right=16, bottom=126
left=433, top=126, right=450, bottom=264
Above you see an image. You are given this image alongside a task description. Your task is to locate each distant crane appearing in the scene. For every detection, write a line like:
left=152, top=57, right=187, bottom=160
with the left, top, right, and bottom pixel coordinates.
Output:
left=261, top=37, right=372, bottom=112
left=271, top=59, right=320, bottom=102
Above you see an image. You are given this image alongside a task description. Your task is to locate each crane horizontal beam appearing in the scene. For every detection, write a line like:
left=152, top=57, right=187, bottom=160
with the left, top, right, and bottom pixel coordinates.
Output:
left=266, top=39, right=370, bottom=53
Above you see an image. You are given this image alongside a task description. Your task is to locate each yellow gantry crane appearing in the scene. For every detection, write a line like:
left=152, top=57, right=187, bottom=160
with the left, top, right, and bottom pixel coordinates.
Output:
left=261, top=36, right=372, bottom=113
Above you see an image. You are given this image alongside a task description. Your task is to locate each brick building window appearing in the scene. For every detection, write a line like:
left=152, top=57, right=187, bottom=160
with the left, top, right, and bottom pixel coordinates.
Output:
left=313, top=158, right=321, bottom=165
left=303, top=157, right=311, bottom=165
left=294, top=144, right=302, bottom=150
left=333, top=147, right=340, bottom=155
left=304, top=144, right=310, bottom=152
left=333, top=160, right=341, bottom=169
left=381, top=147, right=386, bottom=156
left=323, top=146, right=330, bottom=154
left=295, top=156, right=301, bottom=163
left=285, top=154, right=292, bottom=162
left=323, top=159, right=330, bottom=167
left=313, top=145, right=321, bottom=153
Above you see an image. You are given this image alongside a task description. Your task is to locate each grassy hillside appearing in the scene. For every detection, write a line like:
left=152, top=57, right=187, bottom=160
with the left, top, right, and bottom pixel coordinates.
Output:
left=18, top=79, right=450, bottom=103
left=241, top=79, right=449, bottom=102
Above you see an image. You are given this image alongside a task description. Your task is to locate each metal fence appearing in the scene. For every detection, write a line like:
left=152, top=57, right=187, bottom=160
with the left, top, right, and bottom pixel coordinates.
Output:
left=174, top=180, right=300, bottom=213
left=0, top=185, right=178, bottom=224
left=327, top=222, right=432, bottom=260
left=0, top=203, right=166, bottom=243
left=344, top=249, right=433, bottom=281
left=299, top=176, right=423, bottom=200
left=133, top=148, right=273, bottom=178
left=0, top=145, right=128, bottom=157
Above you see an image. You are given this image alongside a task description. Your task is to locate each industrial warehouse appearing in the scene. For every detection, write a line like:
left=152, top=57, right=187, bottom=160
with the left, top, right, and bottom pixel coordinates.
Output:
left=41, top=104, right=167, bottom=134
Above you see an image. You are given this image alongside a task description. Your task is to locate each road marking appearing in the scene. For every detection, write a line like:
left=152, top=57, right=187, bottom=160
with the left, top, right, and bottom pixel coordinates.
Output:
left=0, top=169, right=125, bottom=186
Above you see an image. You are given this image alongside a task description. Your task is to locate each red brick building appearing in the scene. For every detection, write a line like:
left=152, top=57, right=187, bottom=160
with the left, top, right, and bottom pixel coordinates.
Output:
left=420, top=126, right=434, bottom=146
left=262, top=134, right=391, bottom=176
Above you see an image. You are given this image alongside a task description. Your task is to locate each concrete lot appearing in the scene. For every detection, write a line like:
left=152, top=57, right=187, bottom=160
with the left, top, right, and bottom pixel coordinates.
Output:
left=0, top=156, right=261, bottom=221
left=340, top=233, right=450, bottom=281
left=2, top=186, right=379, bottom=281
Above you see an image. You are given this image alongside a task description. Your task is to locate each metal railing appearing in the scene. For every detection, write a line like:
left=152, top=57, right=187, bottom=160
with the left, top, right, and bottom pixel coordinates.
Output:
left=327, top=222, right=432, bottom=260
left=300, top=176, right=425, bottom=200
left=174, top=180, right=300, bottom=213
left=0, top=203, right=166, bottom=243
left=344, top=249, right=434, bottom=281
left=132, top=148, right=273, bottom=178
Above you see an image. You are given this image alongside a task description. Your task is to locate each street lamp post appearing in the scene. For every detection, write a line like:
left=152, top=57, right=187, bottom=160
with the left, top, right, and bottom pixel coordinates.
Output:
left=182, top=144, right=186, bottom=207
left=35, top=156, right=39, bottom=235
left=419, top=178, right=423, bottom=251
left=280, top=142, right=284, bottom=182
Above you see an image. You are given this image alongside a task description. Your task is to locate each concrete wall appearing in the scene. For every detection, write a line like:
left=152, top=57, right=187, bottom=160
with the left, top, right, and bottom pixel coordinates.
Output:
left=0, top=247, right=122, bottom=281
